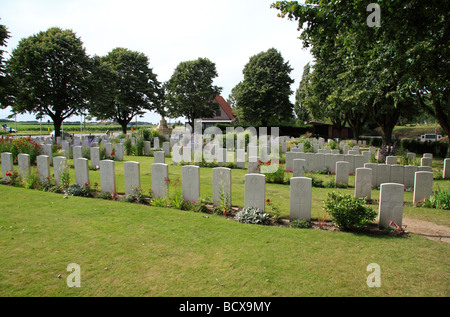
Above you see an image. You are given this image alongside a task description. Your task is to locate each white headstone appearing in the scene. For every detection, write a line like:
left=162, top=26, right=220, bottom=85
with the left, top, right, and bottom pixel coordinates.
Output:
left=104, top=142, right=113, bottom=158
left=364, top=163, right=378, bottom=188
left=335, top=161, right=349, bottom=186
left=18, top=153, right=30, bottom=180
left=163, top=142, right=170, bottom=157
left=212, top=167, right=232, bottom=208
left=421, top=157, right=432, bottom=167
left=444, top=158, right=450, bottom=179
left=73, top=146, right=82, bottom=161
left=403, top=165, right=418, bottom=190
left=289, top=177, right=312, bottom=221
left=115, top=143, right=124, bottom=161
left=100, top=160, right=116, bottom=195
left=75, top=158, right=90, bottom=186
left=36, top=155, right=50, bottom=182
left=153, top=137, right=160, bottom=149
left=1, top=152, right=14, bottom=180
left=151, top=163, right=169, bottom=199
left=244, top=173, right=266, bottom=211
left=235, top=149, right=246, bottom=169
left=355, top=168, right=372, bottom=199
left=413, top=171, right=433, bottom=204
left=42, top=144, right=53, bottom=166
left=377, top=164, right=391, bottom=186
left=90, top=147, right=100, bottom=169
left=53, top=156, right=67, bottom=187
left=248, top=156, right=260, bottom=174
left=182, top=165, right=200, bottom=202
left=154, top=151, right=165, bottom=164
left=386, top=156, right=397, bottom=165
left=378, top=183, right=404, bottom=229
left=293, top=159, right=306, bottom=177
left=124, top=161, right=141, bottom=195
left=390, top=165, right=404, bottom=185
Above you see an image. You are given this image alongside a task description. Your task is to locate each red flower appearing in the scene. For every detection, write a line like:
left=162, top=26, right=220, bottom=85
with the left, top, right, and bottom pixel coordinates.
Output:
left=266, top=199, right=270, bottom=203
left=84, top=182, right=89, bottom=187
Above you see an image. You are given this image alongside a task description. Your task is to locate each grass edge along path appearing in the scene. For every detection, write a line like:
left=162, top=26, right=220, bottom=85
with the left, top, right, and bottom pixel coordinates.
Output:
left=0, top=185, right=448, bottom=297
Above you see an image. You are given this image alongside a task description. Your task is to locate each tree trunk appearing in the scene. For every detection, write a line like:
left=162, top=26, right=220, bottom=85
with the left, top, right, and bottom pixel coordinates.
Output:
left=52, top=117, right=63, bottom=141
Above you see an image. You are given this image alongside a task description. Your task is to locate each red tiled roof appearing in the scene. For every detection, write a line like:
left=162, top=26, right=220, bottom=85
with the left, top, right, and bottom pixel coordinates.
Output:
left=215, top=95, right=235, bottom=120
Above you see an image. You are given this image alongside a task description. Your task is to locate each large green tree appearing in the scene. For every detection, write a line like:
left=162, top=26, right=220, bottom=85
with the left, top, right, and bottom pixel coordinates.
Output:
left=272, top=0, right=449, bottom=147
left=7, top=27, right=92, bottom=137
left=0, top=22, right=10, bottom=107
left=233, top=48, right=294, bottom=126
left=90, top=48, right=163, bottom=135
left=164, top=58, right=221, bottom=128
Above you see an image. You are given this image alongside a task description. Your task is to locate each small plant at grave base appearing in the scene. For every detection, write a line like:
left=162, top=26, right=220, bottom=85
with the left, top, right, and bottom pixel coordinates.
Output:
left=151, top=196, right=168, bottom=208
left=318, top=212, right=327, bottom=230
left=234, top=207, right=271, bottom=226
left=123, top=186, right=148, bottom=204
left=266, top=199, right=282, bottom=224
left=66, top=182, right=97, bottom=198
left=290, top=218, right=311, bottom=229
left=4, top=170, right=21, bottom=187
left=23, top=172, right=41, bottom=190
left=59, top=167, right=71, bottom=191
left=189, top=196, right=210, bottom=213
left=213, top=185, right=232, bottom=216
left=385, top=221, right=407, bottom=237
left=96, top=192, right=113, bottom=200
left=324, top=192, right=377, bottom=231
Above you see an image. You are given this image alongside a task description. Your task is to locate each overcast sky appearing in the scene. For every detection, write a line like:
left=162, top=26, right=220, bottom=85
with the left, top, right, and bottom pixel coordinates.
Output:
left=1, top=0, right=313, bottom=125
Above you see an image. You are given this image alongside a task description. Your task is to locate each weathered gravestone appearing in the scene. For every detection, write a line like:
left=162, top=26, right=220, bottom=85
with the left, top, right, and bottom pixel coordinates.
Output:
left=355, top=168, right=372, bottom=199
left=18, top=153, right=30, bottom=180
left=244, top=173, right=266, bottom=211
left=212, top=167, right=232, bottom=208
left=444, top=159, right=450, bottom=179
left=293, top=159, right=306, bottom=178
left=378, top=183, right=405, bottom=229
left=289, top=177, right=312, bottom=221
left=151, top=163, right=169, bottom=199
left=1, top=152, right=14, bottom=180
left=154, top=151, right=165, bottom=164
left=124, top=161, right=141, bottom=195
left=53, top=156, right=67, bottom=187
left=100, top=160, right=116, bottom=195
left=115, top=143, right=124, bottom=161
left=335, top=161, right=349, bottom=186
left=376, top=164, right=391, bottom=187
left=182, top=165, right=200, bottom=202
left=36, top=155, right=50, bottom=182
left=413, top=171, right=433, bottom=204
left=75, top=158, right=90, bottom=186
left=90, top=147, right=100, bottom=169
left=403, top=165, right=418, bottom=190
left=390, top=165, right=404, bottom=185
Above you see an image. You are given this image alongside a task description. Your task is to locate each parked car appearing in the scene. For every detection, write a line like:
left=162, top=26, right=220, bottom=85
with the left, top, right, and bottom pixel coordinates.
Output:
left=1, top=124, right=17, bottom=133
left=418, top=134, right=442, bottom=142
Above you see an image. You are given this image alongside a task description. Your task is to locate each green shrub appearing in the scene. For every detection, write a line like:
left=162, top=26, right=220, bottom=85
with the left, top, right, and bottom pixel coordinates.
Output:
left=234, top=207, right=271, bottom=225
left=290, top=219, right=312, bottom=229
left=123, top=186, right=148, bottom=204
left=66, top=183, right=97, bottom=198
left=324, top=192, right=377, bottom=231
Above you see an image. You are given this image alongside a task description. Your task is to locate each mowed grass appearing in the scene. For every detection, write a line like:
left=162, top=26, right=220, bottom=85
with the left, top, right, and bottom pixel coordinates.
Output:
left=0, top=155, right=449, bottom=296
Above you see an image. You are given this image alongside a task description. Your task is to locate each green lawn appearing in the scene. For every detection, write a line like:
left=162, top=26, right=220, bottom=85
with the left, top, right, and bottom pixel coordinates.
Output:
left=0, top=155, right=449, bottom=297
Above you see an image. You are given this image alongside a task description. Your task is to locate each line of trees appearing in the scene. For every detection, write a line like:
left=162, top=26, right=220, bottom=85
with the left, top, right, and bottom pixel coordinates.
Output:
left=271, top=0, right=449, bottom=148
left=0, top=25, right=224, bottom=137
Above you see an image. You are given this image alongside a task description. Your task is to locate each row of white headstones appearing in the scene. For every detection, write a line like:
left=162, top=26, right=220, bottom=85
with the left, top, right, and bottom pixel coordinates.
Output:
left=3, top=151, right=448, bottom=230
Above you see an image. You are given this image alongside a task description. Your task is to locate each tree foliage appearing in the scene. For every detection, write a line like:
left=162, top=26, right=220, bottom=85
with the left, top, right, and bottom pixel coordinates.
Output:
left=90, top=47, right=162, bottom=134
left=7, top=27, right=92, bottom=137
left=232, top=48, right=294, bottom=126
left=0, top=22, right=10, bottom=106
left=164, top=58, right=221, bottom=128
left=272, top=0, right=449, bottom=146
